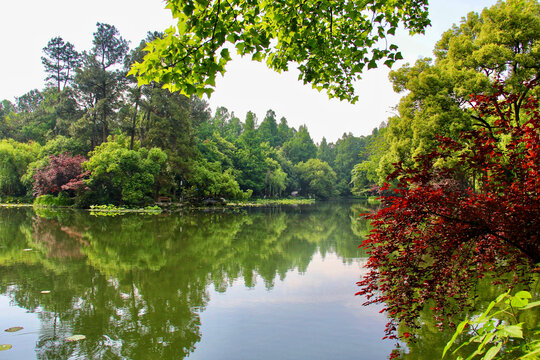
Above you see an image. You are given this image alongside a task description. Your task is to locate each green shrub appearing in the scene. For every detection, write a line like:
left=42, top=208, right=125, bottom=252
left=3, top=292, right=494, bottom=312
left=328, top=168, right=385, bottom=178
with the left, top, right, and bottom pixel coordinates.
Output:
left=443, top=290, right=540, bottom=360
left=34, top=193, right=73, bottom=207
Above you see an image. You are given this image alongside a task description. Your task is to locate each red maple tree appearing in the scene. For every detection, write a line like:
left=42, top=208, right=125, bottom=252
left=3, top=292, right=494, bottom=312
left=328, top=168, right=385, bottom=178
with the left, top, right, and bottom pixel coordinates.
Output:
left=33, top=154, right=88, bottom=196
left=357, top=84, right=539, bottom=339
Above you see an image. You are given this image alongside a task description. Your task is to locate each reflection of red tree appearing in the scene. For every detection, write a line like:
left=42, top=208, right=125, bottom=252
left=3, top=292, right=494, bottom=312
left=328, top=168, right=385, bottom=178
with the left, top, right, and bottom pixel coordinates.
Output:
left=357, top=84, right=539, bottom=340
left=32, top=217, right=87, bottom=259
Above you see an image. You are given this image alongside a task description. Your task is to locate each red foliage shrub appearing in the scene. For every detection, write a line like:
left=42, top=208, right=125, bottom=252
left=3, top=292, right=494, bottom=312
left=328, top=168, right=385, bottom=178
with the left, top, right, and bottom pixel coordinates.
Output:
left=33, top=154, right=88, bottom=196
left=357, top=85, right=539, bottom=339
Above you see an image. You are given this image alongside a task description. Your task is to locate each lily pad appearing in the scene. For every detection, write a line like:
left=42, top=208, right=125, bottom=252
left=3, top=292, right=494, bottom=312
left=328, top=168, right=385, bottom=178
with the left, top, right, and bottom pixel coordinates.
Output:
left=4, top=327, right=23, bottom=332
left=66, top=335, right=86, bottom=342
left=40, top=290, right=51, bottom=294
left=0, top=344, right=12, bottom=351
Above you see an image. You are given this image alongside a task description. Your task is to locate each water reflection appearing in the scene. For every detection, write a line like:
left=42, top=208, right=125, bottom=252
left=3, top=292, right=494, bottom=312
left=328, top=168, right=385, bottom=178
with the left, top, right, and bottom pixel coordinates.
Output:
left=0, top=202, right=382, bottom=360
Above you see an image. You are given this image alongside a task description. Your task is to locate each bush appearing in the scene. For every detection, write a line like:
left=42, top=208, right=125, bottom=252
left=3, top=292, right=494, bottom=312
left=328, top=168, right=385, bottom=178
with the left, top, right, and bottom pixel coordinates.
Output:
left=34, top=193, right=73, bottom=207
left=186, top=159, right=251, bottom=201
left=84, top=136, right=167, bottom=206
left=0, top=139, right=41, bottom=196
left=32, top=154, right=87, bottom=196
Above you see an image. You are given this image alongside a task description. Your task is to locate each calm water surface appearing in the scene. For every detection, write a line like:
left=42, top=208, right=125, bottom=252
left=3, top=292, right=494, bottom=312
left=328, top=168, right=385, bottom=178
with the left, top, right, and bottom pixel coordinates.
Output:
left=0, top=202, right=395, bottom=359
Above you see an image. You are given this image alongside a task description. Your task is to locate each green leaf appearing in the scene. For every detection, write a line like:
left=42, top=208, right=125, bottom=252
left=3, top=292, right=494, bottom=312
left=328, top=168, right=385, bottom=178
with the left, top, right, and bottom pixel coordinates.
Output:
left=220, top=48, right=231, bottom=61
left=521, top=300, right=540, bottom=310
left=367, top=60, right=377, bottom=69
left=252, top=52, right=263, bottom=62
left=478, top=333, right=496, bottom=351
left=477, top=301, right=497, bottom=324
left=520, top=347, right=540, bottom=359
left=444, top=320, right=469, bottom=358
left=384, top=59, right=394, bottom=68
left=0, top=344, right=12, bottom=351
left=511, top=291, right=532, bottom=308
left=500, top=324, right=523, bottom=338
left=495, top=290, right=510, bottom=303
left=483, top=343, right=502, bottom=360
left=126, top=66, right=139, bottom=77
left=4, top=327, right=23, bottom=333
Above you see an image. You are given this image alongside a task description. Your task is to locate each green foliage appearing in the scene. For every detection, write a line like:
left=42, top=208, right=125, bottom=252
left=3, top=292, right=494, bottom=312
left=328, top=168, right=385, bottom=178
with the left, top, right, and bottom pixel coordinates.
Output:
left=130, top=0, right=430, bottom=102
left=263, top=157, right=287, bottom=197
left=186, top=159, right=251, bottom=201
left=295, top=159, right=338, bottom=199
left=0, top=139, right=41, bottom=196
left=258, top=110, right=280, bottom=147
left=317, top=137, right=336, bottom=167
left=281, top=125, right=317, bottom=164
left=365, top=0, right=540, bottom=183
left=351, top=126, right=389, bottom=194
left=34, top=193, right=73, bottom=207
left=443, top=290, right=540, bottom=360
left=3, top=20, right=378, bottom=203
left=435, top=0, right=540, bottom=98
left=84, top=136, right=167, bottom=205
left=332, top=133, right=368, bottom=195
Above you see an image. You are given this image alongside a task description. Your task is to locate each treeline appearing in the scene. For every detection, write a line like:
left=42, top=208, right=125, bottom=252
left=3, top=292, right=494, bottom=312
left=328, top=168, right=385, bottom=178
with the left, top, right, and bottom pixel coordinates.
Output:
left=0, top=24, right=378, bottom=206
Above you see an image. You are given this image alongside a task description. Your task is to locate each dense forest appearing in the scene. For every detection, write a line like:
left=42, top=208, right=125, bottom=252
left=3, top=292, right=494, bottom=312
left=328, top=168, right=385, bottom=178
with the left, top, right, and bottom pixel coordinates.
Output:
left=0, top=25, right=381, bottom=206
left=2, top=0, right=538, bottom=211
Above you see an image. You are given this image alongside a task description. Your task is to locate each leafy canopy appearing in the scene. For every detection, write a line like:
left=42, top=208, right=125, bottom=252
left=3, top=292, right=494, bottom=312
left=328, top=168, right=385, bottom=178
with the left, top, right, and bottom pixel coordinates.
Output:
left=129, top=0, right=430, bottom=102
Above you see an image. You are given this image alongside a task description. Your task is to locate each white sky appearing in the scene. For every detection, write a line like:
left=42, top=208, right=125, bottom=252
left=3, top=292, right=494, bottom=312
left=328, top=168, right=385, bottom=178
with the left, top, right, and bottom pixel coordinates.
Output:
left=0, top=0, right=496, bottom=142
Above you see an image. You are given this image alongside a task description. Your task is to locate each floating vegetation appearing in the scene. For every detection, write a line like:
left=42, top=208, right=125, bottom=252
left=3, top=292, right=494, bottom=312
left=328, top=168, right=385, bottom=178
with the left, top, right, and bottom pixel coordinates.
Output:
left=4, top=327, right=23, bottom=333
left=89, top=204, right=162, bottom=216
left=66, top=335, right=86, bottom=342
left=0, top=203, right=32, bottom=208
left=0, top=344, right=12, bottom=351
left=227, top=198, right=316, bottom=207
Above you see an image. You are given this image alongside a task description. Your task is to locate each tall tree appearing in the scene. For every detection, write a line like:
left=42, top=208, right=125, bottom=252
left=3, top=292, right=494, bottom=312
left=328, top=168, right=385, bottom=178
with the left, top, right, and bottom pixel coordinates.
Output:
left=92, top=23, right=130, bottom=71
left=375, top=0, right=540, bottom=183
left=277, top=116, right=295, bottom=147
left=258, top=110, right=280, bottom=147
left=75, top=23, right=129, bottom=147
left=0, top=100, right=15, bottom=139
left=295, top=159, right=338, bottom=199
left=233, top=111, right=267, bottom=194
left=281, top=125, right=317, bottom=164
left=316, top=137, right=335, bottom=167
left=41, top=37, right=81, bottom=91
left=333, top=133, right=367, bottom=195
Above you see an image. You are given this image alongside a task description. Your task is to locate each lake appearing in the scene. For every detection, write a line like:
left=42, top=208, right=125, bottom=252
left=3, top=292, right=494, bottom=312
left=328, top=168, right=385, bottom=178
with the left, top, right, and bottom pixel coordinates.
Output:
left=0, top=202, right=397, bottom=359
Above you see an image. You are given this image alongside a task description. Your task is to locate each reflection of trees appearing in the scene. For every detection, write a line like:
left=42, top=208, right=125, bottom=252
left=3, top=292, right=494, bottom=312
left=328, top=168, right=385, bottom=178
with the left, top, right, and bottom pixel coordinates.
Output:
left=0, top=202, right=374, bottom=359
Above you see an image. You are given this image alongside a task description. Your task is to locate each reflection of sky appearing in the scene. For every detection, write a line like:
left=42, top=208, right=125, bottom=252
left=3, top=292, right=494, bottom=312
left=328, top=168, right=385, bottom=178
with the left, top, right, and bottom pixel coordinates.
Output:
left=0, top=296, right=41, bottom=360
left=189, top=252, right=392, bottom=360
